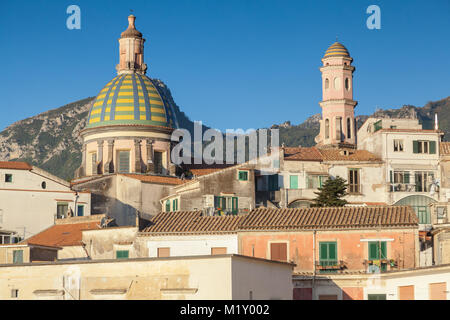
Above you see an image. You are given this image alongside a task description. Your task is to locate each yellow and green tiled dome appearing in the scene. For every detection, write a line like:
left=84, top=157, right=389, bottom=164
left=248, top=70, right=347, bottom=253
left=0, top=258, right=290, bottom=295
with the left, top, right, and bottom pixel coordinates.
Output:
left=86, top=73, right=178, bottom=129
left=323, top=42, right=350, bottom=58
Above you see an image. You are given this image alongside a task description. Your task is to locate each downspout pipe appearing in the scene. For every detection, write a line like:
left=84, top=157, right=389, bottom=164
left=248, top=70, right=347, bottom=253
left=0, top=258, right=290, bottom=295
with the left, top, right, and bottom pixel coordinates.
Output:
left=312, top=230, right=317, bottom=300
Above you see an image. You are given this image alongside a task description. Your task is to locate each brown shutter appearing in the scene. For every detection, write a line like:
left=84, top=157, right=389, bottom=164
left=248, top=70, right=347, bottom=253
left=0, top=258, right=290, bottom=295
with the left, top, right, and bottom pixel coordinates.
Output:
left=157, top=247, right=170, bottom=257
left=399, top=285, right=415, bottom=300
left=429, top=282, right=447, bottom=300
left=211, top=247, right=227, bottom=255
left=270, top=243, right=287, bottom=261
left=319, top=295, right=338, bottom=300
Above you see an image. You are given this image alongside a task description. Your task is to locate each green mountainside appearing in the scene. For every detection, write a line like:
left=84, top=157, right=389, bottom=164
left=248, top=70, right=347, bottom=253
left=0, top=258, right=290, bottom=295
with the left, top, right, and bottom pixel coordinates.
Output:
left=0, top=79, right=448, bottom=180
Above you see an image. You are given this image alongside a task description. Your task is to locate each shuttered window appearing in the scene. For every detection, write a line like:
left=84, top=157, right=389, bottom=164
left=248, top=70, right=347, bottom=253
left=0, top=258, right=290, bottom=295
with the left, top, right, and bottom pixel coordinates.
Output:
left=154, top=151, right=163, bottom=174
left=13, top=250, right=23, bottom=264
left=238, top=171, right=248, bottom=181
left=268, top=174, right=279, bottom=191
left=211, top=247, right=227, bottom=255
left=290, top=175, right=298, bottom=189
left=232, top=197, right=238, bottom=214
left=413, top=141, right=436, bottom=154
left=165, top=200, right=170, bottom=212
left=368, top=241, right=387, bottom=260
left=270, top=243, right=287, bottom=261
left=319, top=242, right=338, bottom=267
left=172, top=199, right=178, bottom=211
left=157, top=247, right=170, bottom=258
left=116, top=250, right=129, bottom=259
left=368, top=294, right=386, bottom=300
left=348, top=169, right=360, bottom=194
left=118, top=151, right=130, bottom=173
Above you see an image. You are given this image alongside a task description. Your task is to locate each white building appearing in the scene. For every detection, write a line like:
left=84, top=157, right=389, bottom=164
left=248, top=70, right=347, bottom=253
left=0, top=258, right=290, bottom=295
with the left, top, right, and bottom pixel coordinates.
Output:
left=0, top=161, right=91, bottom=242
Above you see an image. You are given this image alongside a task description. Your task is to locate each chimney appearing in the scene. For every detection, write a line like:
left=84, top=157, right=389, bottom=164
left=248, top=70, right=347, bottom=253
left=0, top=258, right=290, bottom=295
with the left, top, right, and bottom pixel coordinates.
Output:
left=435, top=113, right=439, bottom=130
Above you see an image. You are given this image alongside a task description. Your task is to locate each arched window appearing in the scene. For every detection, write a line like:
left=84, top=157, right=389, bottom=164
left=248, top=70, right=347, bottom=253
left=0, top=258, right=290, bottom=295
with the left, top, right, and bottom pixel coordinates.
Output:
left=334, top=77, right=341, bottom=90
left=347, top=118, right=351, bottom=139
left=336, top=117, right=342, bottom=141
left=325, top=119, right=330, bottom=139
left=325, top=78, right=329, bottom=89
left=345, top=78, right=350, bottom=90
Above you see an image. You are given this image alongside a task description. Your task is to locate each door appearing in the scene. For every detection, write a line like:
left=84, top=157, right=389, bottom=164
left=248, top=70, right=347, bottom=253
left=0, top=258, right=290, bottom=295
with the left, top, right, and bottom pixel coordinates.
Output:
left=429, top=282, right=447, bottom=300
left=398, top=285, right=414, bottom=300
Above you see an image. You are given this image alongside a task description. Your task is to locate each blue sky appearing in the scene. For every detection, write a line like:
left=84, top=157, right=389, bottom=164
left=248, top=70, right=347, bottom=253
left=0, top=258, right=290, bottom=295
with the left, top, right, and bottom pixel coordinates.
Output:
left=0, top=0, right=449, bottom=131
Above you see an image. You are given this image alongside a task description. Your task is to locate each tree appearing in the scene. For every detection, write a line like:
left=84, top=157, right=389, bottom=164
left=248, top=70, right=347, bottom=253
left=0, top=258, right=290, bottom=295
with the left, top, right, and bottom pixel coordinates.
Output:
left=312, top=176, right=348, bottom=207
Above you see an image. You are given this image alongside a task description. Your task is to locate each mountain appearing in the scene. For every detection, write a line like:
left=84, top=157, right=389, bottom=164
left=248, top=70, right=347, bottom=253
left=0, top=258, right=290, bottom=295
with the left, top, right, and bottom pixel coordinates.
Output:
left=0, top=81, right=448, bottom=180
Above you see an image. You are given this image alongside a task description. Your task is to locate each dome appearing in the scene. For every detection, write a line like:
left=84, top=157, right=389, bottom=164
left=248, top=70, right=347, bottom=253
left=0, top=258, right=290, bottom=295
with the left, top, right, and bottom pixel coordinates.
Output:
left=323, top=42, right=350, bottom=59
left=86, top=73, right=178, bottom=129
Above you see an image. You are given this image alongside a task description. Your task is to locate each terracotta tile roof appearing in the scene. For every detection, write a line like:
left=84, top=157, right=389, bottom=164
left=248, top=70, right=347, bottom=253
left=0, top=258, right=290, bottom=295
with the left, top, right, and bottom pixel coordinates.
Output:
left=121, top=174, right=185, bottom=185
left=379, top=129, right=441, bottom=133
left=22, top=221, right=102, bottom=247
left=318, top=148, right=381, bottom=162
left=142, top=206, right=418, bottom=234
left=284, top=147, right=323, bottom=161
left=440, top=142, right=450, bottom=155
left=0, top=161, right=33, bottom=170
left=190, top=168, right=225, bottom=176
left=239, top=206, right=418, bottom=230
left=141, top=211, right=244, bottom=234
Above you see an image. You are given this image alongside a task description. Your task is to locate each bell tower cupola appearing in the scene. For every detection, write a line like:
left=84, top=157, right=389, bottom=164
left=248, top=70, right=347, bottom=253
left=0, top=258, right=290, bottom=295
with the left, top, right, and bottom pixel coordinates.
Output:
left=316, top=42, right=358, bottom=148
left=116, top=15, right=147, bottom=75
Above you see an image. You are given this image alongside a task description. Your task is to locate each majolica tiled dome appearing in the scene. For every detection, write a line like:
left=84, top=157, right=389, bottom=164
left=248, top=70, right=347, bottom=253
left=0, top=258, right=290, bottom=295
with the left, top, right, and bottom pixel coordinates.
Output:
left=323, top=42, right=350, bottom=59
left=86, top=73, right=178, bottom=129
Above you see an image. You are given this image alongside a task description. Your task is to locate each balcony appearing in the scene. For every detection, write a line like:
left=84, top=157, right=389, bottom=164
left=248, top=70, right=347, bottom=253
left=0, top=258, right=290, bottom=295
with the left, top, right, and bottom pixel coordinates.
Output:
left=316, top=260, right=346, bottom=271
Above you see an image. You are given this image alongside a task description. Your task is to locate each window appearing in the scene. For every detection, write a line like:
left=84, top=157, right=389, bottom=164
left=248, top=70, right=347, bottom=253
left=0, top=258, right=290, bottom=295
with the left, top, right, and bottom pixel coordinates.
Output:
left=335, top=117, right=342, bottom=141
left=268, top=174, right=279, bottom=191
left=437, top=206, right=447, bottom=219
left=172, top=199, right=178, bottom=211
left=368, top=294, right=386, bottom=300
left=334, top=77, right=340, bottom=90
left=414, top=171, right=434, bottom=192
left=165, top=200, right=170, bottom=212
left=238, top=171, right=248, bottom=181
left=347, top=118, right=351, bottom=139
left=157, top=247, right=170, bottom=258
left=211, top=247, right=227, bottom=255
left=118, top=150, right=130, bottom=173
left=77, top=205, right=84, bottom=217
left=56, top=203, right=69, bottom=219
left=154, top=151, right=163, bottom=174
left=393, top=139, right=404, bottom=152
left=398, top=285, right=414, bottom=300
left=0, top=209, right=3, bottom=224
left=270, top=243, right=287, bottom=261
left=368, top=241, right=387, bottom=272
left=390, top=171, right=410, bottom=188
left=289, top=175, right=298, bottom=189
left=373, top=120, right=382, bottom=132
left=319, top=242, right=338, bottom=268
left=325, top=119, right=330, bottom=139
left=345, top=78, right=350, bottom=90
left=90, top=152, right=97, bottom=174
left=116, top=250, right=129, bottom=259
left=325, top=78, right=329, bottom=89
left=5, top=174, right=12, bottom=183
left=307, top=175, right=327, bottom=189
left=413, top=140, right=436, bottom=154
left=214, top=196, right=238, bottom=215
left=41, top=181, right=46, bottom=189
left=11, top=289, right=18, bottom=298
left=13, top=250, right=23, bottom=264
left=348, top=169, right=360, bottom=194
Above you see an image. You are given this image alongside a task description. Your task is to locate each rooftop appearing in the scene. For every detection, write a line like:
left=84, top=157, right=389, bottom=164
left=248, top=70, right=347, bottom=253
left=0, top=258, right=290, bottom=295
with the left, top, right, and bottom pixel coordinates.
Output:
left=283, top=147, right=381, bottom=162
left=0, top=161, right=33, bottom=170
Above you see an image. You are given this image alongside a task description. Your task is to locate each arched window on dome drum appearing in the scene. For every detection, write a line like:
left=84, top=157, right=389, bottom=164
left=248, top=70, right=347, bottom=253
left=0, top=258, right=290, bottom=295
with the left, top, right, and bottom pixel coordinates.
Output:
left=347, top=118, right=351, bottom=139
left=325, top=119, right=330, bottom=139
left=345, top=78, right=350, bottom=90
left=325, top=78, right=329, bottom=89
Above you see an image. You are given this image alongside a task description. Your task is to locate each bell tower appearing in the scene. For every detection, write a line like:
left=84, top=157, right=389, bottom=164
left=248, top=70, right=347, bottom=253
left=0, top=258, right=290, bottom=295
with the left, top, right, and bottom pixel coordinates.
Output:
left=316, top=42, right=357, bottom=148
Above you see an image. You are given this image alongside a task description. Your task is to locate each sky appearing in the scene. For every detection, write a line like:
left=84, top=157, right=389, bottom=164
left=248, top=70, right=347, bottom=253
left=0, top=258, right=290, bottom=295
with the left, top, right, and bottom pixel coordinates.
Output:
left=0, top=0, right=449, bottom=132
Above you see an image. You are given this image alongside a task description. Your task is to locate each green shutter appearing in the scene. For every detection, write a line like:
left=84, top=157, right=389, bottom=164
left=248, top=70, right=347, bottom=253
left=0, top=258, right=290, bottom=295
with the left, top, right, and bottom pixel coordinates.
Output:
left=368, top=242, right=378, bottom=260
left=116, top=250, right=129, bottom=259
left=390, top=171, right=393, bottom=183
left=413, top=141, right=418, bottom=154
left=165, top=200, right=170, bottom=212
left=232, top=197, right=238, bottom=214
left=290, top=175, right=298, bottom=189
left=118, top=151, right=130, bottom=173
left=429, top=141, right=436, bottom=154
left=238, top=171, right=248, bottom=181
left=404, top=172, right=410, bottom=184
left=319, top=243, right=328, bottom=260
left=380, top=242, right=387, bottom=259
left=328, top=242, right=337, bottom=260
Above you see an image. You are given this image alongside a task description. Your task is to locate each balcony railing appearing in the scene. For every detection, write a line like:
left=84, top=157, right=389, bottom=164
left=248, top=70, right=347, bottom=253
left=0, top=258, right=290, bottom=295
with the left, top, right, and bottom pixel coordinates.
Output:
left=316, top=260, right=345, bottom=270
